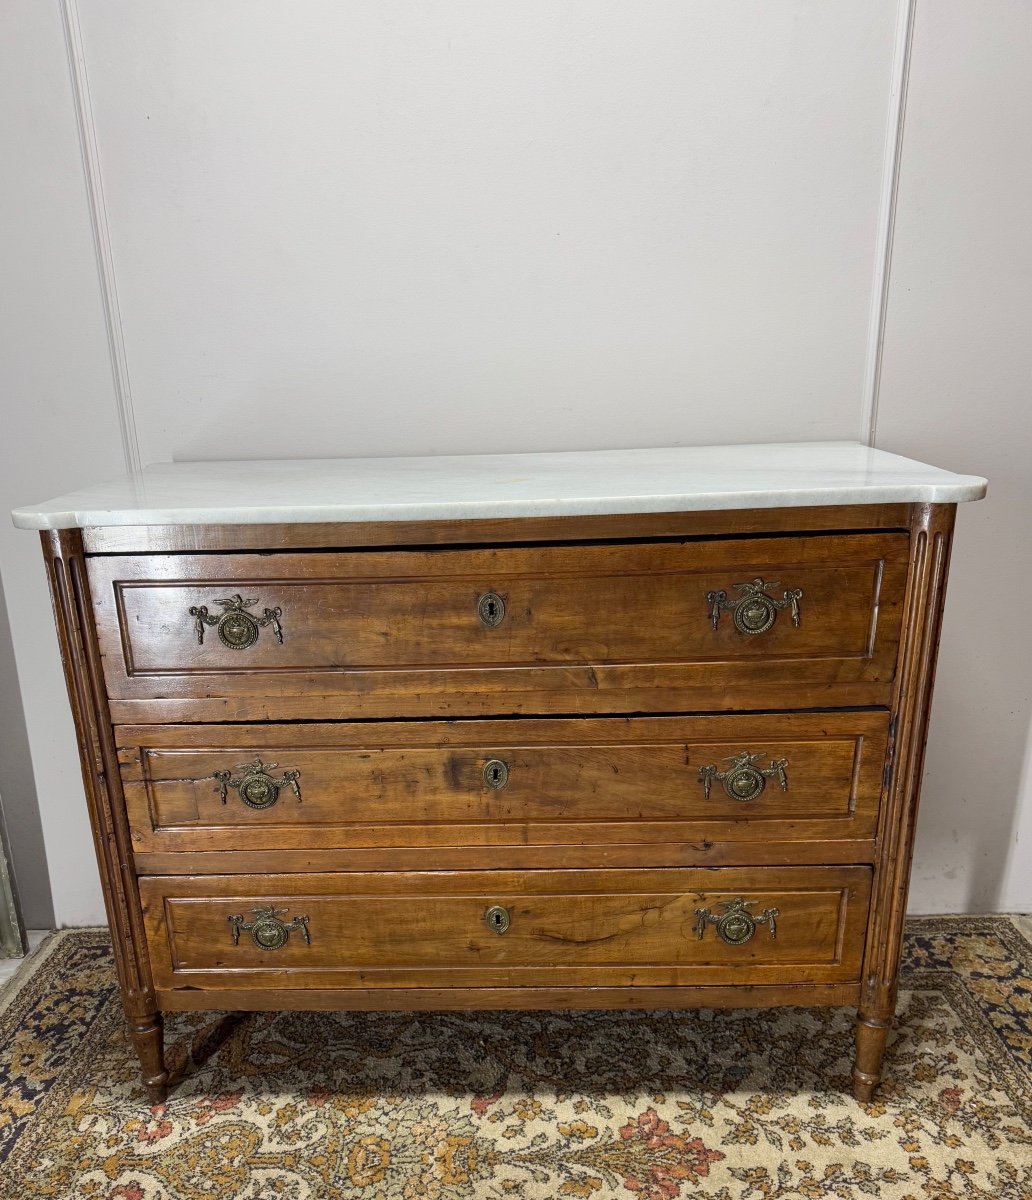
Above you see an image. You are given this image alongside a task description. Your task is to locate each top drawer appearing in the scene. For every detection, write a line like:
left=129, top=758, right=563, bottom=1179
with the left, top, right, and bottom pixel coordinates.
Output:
left=88, top=533, right=909, bottom=720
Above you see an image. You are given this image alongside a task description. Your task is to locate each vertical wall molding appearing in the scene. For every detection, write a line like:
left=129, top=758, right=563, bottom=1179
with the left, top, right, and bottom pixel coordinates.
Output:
left=860, top=0, right=916, bottom=448
left=0, top=803, right=26, bottom=957
left=60, top=0, right=142, bottom=475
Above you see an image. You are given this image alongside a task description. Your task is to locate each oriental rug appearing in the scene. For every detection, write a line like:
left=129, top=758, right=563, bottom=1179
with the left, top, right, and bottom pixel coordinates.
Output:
left=0, top=917, right=1029, bottom=1199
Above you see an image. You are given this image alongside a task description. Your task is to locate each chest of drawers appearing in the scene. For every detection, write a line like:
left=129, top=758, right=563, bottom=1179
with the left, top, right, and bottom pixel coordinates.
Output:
left=14, top=444, right=985, bottom=1104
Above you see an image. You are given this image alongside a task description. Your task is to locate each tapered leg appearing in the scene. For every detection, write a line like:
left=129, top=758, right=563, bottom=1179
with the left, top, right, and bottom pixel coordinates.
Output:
left=853, top=505, right=956, bottom=1104
left=852, top=1013, right=891, bottom=1101
left=129, top=1011, right=168, bottom=1105
left=43, top=531, right=170, bottom=1109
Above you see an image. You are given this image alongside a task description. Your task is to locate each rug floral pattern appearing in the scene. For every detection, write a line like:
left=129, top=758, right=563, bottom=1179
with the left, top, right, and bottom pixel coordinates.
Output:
left=0, top=918, right=1029, bottom=1199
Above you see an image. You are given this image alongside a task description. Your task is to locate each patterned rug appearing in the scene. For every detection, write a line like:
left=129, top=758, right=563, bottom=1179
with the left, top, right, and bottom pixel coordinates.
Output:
left=0, top=918, right=1029, bottom=1200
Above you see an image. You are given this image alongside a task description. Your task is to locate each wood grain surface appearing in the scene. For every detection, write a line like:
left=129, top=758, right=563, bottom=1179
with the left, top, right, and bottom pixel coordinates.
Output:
left=88, top=533, right=908, bottom=718
left=156, top=981, right=862, bottom=1013
left=117, top=712, right=887, bottom=854
left=81, top=503, right=912, bottom=554
left=852, top=503, right=957, bottom=1101
left=41, top=530, right=169, bottom=1103
left=139, top=865, right=871, bottom=991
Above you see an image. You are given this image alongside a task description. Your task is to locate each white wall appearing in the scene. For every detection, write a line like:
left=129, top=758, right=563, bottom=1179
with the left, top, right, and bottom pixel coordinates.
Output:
left=0, top=0, right=128, bottom=926
left=876, top=0, right=1032, bottom=912
left=0, top=1, right=1028, bottom=924
left=79, top=1, right=898, bottom=463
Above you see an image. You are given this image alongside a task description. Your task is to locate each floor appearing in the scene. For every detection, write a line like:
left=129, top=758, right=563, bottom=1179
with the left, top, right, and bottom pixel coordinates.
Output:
left=0, top=930, right=49, bottom=988
left=2, top=918, right=1029, bottom=1200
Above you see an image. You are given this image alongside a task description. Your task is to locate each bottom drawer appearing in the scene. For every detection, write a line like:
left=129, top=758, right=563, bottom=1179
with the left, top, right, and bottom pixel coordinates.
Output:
left=140, top=866, right=871, bottom=991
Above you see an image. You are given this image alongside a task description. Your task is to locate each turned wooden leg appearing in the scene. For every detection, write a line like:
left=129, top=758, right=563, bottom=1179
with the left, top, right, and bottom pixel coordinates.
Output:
left=852, top=505, right=956, bottom=1104
left=852, top=1012, right=892, bottom=1101
left=43, top=531, right=170, bottom=1108
left=129, top=1011, right=169, bottom=1105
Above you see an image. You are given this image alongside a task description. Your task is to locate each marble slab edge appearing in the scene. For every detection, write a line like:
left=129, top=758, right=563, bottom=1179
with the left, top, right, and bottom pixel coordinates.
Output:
left=12, top=483, right=987, bottom=531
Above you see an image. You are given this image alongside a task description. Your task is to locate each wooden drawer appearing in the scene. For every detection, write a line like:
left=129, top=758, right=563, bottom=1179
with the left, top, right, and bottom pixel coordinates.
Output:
left=89, top=533, right=908, bottom=719
left=118, top=712, right=888, bottom=855
left=139, top=866, right=872, bottom=991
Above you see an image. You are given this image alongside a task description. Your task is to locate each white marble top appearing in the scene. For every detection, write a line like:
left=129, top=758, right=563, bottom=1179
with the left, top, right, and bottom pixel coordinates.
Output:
left=11, top=442, right=986, bottom=530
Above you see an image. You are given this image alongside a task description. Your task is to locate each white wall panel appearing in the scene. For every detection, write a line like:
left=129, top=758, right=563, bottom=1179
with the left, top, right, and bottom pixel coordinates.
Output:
left=0, top=1, right=126, bottom=926
left=77, top=1, right=897, bottom=464
left=876, top=1, right=1032, bottom=912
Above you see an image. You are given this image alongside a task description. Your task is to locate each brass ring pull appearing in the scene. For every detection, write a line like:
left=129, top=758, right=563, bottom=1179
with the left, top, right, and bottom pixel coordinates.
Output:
left=484, top=905, right=511, bottom=935
left=698, top=752, right=788, bottom=802
left=477, top=592, right=506, bottom=628
left=694, top=898, right=779, bottom=945
left=483, top=759, right=509, bottom=790
left=214, top=758, right=302, bottom=809
left=229, top=906, right=310, bottom=950
left=706, top=578, right=802, bottom=635
left=190, top=593, right=284, bottom=649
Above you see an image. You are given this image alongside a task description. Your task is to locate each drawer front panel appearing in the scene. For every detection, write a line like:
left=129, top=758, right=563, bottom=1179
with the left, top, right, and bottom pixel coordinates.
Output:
left=140, top=866, right=871, bottom=990
left=90, top=534, right=908, bottom=716
left=119, top=713, right=887, bottom=853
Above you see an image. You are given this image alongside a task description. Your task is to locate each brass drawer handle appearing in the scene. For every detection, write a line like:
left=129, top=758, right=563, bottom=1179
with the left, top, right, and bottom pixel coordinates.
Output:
left=706, top=577, right=802, bottom=635
left=484, top=905, right=511, bottom=934
left=694, top=898, right=779, bottom=945
left=477, top=591, right=506, bottom=628
left=229, top=906, right=310, bottom=950
left=699, top=752, right=788, bottom=802
left=483, top=759, right=509, bottom=790
left=214, top=758, right=302, bottom=809
left=190, top=593, right=284, bottom=649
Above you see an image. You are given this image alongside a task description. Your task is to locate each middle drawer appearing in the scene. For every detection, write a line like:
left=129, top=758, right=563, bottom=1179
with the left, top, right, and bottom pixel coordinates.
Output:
left=118, top=712, right=887, bottom=855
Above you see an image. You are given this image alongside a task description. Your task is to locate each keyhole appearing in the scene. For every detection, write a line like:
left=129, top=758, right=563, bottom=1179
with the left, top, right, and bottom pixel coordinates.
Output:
left=477, top=592, right=506, bottom=628
left=483, top=759, right=509, bottom=790
left=484, top=904, right=510, bottom=934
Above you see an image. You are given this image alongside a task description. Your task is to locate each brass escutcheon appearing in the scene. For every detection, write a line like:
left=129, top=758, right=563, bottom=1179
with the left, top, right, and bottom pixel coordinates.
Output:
left=694, top=898, right=779, bottom=946
left=706, top=578, right=802, bottom=636
left=483, top=759, right=509, bottom=790
left=190, top=594, right=284, bottom=649
left=698, top=752, right=788, bottom=802
left=484, top=905, right=511, bottom=935
left=477, top=592, right=506, bottom=628
left=228, top=906, right=311, bottom=950
left=214, top=758, right=302, bottom=809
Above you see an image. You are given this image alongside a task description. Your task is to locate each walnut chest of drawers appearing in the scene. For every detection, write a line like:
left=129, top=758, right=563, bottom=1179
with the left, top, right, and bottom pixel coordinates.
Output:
left=14, top=443, right=986, bottom=1104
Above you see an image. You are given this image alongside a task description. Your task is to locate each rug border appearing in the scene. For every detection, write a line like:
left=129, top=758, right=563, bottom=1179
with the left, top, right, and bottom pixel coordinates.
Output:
left=0, top=930, right=64, bottom=1020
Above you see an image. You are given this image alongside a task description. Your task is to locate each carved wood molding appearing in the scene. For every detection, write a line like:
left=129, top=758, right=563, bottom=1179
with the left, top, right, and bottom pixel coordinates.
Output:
left=41, top=529, right=156, bottom=1016
left=860, top=502, right=956, bottom=1019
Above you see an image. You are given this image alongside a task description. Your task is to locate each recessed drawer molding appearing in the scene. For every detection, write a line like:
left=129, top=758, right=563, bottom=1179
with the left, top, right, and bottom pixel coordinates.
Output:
left=117, top=712, right=889, bottom=857
left=88, top=532, right=910, bottom=719
left=140, top=866, right=872, bottom=990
